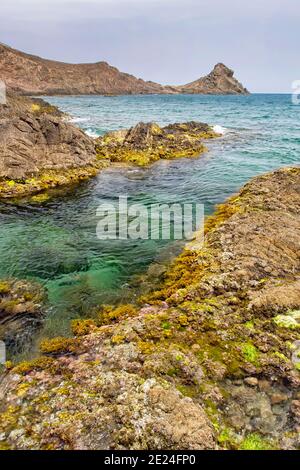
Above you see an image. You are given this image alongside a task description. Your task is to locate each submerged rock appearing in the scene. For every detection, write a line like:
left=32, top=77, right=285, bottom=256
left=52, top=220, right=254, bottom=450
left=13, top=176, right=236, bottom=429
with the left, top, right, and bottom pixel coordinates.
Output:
left=96, top=121, right=219, bottom=165
left=0, top=279, right=45, bottom=356
left=0, top=167, right=300, bottom=450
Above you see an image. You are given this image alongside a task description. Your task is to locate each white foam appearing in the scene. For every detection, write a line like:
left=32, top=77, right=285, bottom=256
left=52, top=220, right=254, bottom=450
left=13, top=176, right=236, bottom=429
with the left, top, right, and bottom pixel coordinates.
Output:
left=212, top=125, right=227, bottom=135
left=70, top=117, right=89, bottom=123
left=85, top=129, right=101, bottom=138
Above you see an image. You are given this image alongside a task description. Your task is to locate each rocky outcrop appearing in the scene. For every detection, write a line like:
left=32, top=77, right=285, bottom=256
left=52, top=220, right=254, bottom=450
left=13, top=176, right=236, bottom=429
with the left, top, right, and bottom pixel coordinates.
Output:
left=0, top=94, right=220, bottom=198
left=174, top=63, right=249, bottom=95
left=0, top=95, right=220, bottom=197
left=96, top=121, right=219, bottom=165
left=0, top=44, right=249, bottom=95
left=0, top=279, right=45, bottom=355
left=0, top=93, right=97, bottom=180
left=0, top=93, right=107, bottom=198
left=0, top=167, right=299, bottom=450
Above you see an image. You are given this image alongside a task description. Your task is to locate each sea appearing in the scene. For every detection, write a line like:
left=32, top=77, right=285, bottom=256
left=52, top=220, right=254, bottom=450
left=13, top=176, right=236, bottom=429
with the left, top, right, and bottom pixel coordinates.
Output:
left=0, top=93, right=299, bottom=345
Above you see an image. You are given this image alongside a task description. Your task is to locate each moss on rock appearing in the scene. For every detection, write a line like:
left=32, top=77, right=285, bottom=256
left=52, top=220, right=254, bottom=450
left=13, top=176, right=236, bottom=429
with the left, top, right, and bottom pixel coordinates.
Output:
left=1, top=167, right=300, bottom=449
left=96, top=121, right=220, bottom=166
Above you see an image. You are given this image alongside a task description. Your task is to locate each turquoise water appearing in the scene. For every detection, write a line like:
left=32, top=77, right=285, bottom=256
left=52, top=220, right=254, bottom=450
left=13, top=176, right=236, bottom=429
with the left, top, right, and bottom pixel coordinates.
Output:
left=0, top=94, right=299, bottom=341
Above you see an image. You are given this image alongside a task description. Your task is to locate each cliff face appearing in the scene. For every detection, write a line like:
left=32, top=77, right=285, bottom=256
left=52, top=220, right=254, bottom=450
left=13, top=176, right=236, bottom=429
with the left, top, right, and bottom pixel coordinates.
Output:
left=0, top=44, right=249, bottom=95
left=0, top=167, right=299, bottom=450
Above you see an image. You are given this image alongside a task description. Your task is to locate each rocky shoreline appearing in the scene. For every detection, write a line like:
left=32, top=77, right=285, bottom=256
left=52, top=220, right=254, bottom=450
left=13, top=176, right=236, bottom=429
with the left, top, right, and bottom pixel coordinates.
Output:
left=0, top=93, right=107, bottom=199
left=0, top=93, right=220, bottom=199
left=0, top=166, right=299, bottom=450
left=0, top=93, right=221, bottom=356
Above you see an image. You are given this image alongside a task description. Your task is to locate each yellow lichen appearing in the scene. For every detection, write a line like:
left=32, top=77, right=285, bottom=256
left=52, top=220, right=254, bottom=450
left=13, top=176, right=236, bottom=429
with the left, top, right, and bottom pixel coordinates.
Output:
left=0, top=163, right=108, bottom=200
left=13, top=357, right=57, bottom=375
left=0, top=281, right=10, bottom=295
left=71, top=319, right=98, bottom=336
left=39, top=337, right=79, bottom=355
left=98, top=304, right=137, bottom=325
left=111, top=335, right=125, bottom=345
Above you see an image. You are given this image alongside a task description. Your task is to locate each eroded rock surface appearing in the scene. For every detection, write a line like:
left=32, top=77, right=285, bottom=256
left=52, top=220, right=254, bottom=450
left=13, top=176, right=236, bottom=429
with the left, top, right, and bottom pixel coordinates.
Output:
left=0, top=167, right=299, bottom=450
left=0, top=93, right=97, bottom=179
left=0, top=93, right=105, bottom=198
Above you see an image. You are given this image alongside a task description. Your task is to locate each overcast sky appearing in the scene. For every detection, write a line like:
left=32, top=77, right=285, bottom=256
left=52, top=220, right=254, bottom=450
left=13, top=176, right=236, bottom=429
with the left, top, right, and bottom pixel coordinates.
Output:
left=0, top=0, right=298, bottom=92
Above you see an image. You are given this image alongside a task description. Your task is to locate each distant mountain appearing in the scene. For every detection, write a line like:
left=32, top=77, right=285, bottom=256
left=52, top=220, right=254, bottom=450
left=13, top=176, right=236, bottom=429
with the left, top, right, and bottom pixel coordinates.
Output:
left=0, top=43, right=249, bottom=95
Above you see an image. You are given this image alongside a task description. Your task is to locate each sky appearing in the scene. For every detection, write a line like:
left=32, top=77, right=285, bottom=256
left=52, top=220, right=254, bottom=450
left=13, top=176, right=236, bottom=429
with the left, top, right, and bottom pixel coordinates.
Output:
left=0, top=0, right=299, bottom=93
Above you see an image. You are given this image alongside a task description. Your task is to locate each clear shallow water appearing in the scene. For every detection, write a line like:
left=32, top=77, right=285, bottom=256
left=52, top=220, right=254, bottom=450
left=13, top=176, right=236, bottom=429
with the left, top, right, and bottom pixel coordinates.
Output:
left=0, top=94, right=299, bottom=341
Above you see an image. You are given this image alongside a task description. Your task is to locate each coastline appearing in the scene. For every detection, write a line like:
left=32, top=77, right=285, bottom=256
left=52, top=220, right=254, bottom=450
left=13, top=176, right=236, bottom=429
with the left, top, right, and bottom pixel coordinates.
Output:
left=0, top=166, right=299, bottom=450
left=0, top=0, right=299, bottom=456
left=0, top=94, right=221, bottom=200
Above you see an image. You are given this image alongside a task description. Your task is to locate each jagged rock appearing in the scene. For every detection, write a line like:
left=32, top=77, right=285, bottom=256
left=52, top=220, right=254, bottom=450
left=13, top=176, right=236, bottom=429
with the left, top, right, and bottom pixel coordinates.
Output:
left=96, top=121, right=219, bottom=165
left=0, top=93, right=96, bottom=180
left=124, top=122, right=163, bottom=149
left=0, top=95, right=220, bottom=198
left=0, top=93, right=106, bottom=198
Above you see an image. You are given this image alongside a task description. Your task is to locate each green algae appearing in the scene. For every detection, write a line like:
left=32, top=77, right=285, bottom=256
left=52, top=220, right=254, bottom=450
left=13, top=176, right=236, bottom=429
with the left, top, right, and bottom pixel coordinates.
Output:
left=3, top=166, right=300, bottom=450
left=241, top=343, right=260, bottom=365
left=239, top=433, right=275, bottom=451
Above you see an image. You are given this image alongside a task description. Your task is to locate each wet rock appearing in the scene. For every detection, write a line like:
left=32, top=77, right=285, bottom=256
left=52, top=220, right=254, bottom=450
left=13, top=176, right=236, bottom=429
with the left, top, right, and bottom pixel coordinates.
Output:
left=0, top=279, right=45, bottom=355
left=0, top=167, right=300, bottom=449
left=96, top=121, right=219, bottom=165
left=0, top=93, right=103, bottom=199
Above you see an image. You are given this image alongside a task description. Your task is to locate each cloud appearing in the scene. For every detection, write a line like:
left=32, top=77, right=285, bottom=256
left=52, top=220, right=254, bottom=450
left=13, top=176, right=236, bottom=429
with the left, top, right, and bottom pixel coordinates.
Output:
left=2, top=0, right=300, bottom=22
left=0, top=0, right=299, bottom=92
